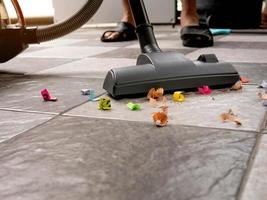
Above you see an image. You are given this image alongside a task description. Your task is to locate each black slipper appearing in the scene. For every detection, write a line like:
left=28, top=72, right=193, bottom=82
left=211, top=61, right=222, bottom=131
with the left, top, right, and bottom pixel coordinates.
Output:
left=180, top=25, right=214, bottom=47
left=101, top=21, right=137, bottom=42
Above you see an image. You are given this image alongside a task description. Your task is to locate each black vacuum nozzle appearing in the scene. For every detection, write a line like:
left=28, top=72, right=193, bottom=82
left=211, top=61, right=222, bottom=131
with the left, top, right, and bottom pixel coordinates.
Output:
left=103, top=53, right=240, bottom=98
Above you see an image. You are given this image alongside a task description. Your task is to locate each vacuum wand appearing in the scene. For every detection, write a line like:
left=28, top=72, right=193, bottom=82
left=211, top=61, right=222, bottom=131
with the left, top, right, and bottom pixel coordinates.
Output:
left=128, top=0, right=161, bottom=53
left=103, top=0, right=240, bottom=98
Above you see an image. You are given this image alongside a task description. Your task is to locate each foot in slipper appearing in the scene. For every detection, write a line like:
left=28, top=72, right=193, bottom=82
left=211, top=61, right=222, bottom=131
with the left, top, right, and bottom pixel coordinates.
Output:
left=180, top=25, right=214, bottom=47
left=101, top=21, right=137, bottom=42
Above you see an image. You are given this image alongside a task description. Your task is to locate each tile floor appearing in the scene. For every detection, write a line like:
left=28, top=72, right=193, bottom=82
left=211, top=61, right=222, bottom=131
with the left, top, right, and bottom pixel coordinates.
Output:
left=0, top=25, right=266, bottom=200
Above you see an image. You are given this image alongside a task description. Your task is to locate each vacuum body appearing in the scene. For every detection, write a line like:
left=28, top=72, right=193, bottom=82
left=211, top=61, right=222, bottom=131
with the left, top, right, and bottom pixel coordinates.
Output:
left=0, top=0, right=103, bottom=63
left=103, top=0, right=240, bottom=98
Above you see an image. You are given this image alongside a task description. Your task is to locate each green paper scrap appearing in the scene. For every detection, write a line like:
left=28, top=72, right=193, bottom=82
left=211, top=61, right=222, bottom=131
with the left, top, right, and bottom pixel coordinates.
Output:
left=127, top=102, right=141, bottom=111
left=209, top=28, right=231, bottom=36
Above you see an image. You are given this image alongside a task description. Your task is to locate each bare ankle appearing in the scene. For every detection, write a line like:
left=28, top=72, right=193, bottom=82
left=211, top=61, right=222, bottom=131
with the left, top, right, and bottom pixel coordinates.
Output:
left=180, top=12, right=199, bottom=27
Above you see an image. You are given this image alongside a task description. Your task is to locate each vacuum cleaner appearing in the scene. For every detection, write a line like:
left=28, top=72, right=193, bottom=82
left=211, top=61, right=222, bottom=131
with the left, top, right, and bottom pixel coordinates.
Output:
left=0, top=0, right=240, bottom=98
left=103, top=0, right=240, bottom=98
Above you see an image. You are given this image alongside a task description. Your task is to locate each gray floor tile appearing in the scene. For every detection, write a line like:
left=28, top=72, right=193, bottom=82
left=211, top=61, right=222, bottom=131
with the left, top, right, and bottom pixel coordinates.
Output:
left=126, top=40, right=187, bottom=51
left=95, top=48, right=140, bottom=59
left=66, top=85, right=265, bottom=132
left=71, top=38, right=138, bottom=48
left=218, top=34, right=267, bottom=42
left=18, top=46, right=119, bottom=59
left=214, top=41, right=267, bottom=50
left=31, top=39, right=88, bottom=47
left=0, top=76, right=105, bottom=113
left=0, top=110, right=54, bottom=143
left=185, top=48, right=267, bottom=64
left=0, top=116, right=256, bottom=200
left=0, top=57, right=77, bottom=74
left=233, top=63, right=267, bottom=84
left=0, top=73, right=24, bottom=89
left=35, top=58, right=136, bottom=78
left=240, top=134, right=267, bottom=200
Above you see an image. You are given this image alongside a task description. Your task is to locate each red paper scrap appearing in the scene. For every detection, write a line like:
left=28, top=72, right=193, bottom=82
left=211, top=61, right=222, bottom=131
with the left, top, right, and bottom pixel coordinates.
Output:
left=41, top=89, right=57, bottom=102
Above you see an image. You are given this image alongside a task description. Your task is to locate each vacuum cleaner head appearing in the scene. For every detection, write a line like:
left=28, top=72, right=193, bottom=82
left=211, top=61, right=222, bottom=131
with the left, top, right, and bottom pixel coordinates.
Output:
left=103, top=52, right=240, bottom=98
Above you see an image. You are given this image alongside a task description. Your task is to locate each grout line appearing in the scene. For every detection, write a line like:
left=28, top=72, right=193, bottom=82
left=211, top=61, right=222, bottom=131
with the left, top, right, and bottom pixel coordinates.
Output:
left=62, top=113, right=259, bottom=134
left=0, top=108, right=58, bottom=115
left=236, top=111, right=267, bottom=200
left=237, top=131, right=263, bottom=200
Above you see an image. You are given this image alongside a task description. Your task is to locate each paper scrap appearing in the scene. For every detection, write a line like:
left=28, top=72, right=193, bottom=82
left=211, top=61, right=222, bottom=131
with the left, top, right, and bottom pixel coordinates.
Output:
left=147, top=88, right=164, bottom=100
left=81, top=89, right=94, bottom=96
left=198, top=85, right=212, bottom=95
left=127, top=102, right=141, bottom=111
left=173, top=91, right=185, bottom=102
left=41, top=89, right=57, bottom=102
left=231, top=80, right=243, bottom=90
left=220, top=109, right=242, bottom=126
left=240, top=76, right=250, bottom=84
left=152, top=112, right=168, bottom=127
left=258, top=92, right=267, bottom=100
left=98, top=97, right=111, bottom=110
left=259, top=80, right=267, bottom=89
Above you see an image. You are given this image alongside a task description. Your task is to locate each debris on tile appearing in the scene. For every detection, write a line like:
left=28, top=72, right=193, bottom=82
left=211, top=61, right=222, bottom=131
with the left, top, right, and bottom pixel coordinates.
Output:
left=220, top=109, right=242, bottom=126
left=41, top=89, right=57, bottom=102
left=259, top=80, right=267, bottom=89
left=152, top=112, right=168, bottom=127
left=152, top=101, right=168, bottom=127
left=198, top=85, right=212, bottom=95
left=127, top=102, right=141, bottom=111
left=98, top=97, right=111, bottom=110
left=147, top=88, right=164, bottom=100
left=173, top=91, right=185, bottom=102
left=258, top=92, right=267, bottom=100
left=159, top=105, right=168, bottom=115
left=88, top=90, right=96, bottom=101
left=149, top=97, right=158, bottom=107
left=147, top=88, right=165, bottom=106
left=231, top=80, right=243, bottom=90
left=240, top=76, right=250, bottom=84
left=81, top=89, right=93, bottom=95
left=91, top=97, right=100, bottom=102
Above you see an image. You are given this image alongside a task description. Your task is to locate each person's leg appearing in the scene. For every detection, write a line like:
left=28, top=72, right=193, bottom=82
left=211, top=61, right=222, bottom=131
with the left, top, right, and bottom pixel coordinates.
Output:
left=101, top=0, right=137, bottom=42
left=180, top=0, right=213, bottom=47
left=180, top=0, right=199, bottom=27
left=262, top=0, right=267, bottom=27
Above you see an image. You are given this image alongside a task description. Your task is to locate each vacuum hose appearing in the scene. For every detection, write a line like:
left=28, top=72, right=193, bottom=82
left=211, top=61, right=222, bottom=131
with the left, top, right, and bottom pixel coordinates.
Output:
left=36, top=0, right=103, bottom=43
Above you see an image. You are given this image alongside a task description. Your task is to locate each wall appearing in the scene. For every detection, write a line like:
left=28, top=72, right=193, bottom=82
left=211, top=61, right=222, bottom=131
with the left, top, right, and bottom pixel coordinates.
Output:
left=52, top=0, right=177, bottom=24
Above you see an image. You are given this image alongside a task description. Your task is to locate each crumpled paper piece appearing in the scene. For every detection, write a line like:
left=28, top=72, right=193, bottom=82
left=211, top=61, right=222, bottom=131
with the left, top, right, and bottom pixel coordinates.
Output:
left=152, top=105, right=168, bottom=127
left=173, top=91, right=185, bottom=102
left=240, top=76, right=250, bottom=84
left=81, top=89, right=95, bottom=101
left=147, top=88, right=164, bottom=100
left=127, top=102, right=141, bottom=111
left=258, top=92, right=267, bottom=100
left=220, top=109, right=242, bottom=126
left=98, top=97, right=111, bottom=110
left=147, top=88, right=165, bottom=106
left=231, top=80, right=243, bottom=90
left=198, top=85, right=212, bottom=95
left=41, top=89, right=57, bottom=102
left=259, top=80, right=267, bottom=89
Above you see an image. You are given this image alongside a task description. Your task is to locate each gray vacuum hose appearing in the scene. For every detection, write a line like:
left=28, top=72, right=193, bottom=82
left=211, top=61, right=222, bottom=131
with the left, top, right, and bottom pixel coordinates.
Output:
left=36, top=0, right=103, bottom=43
